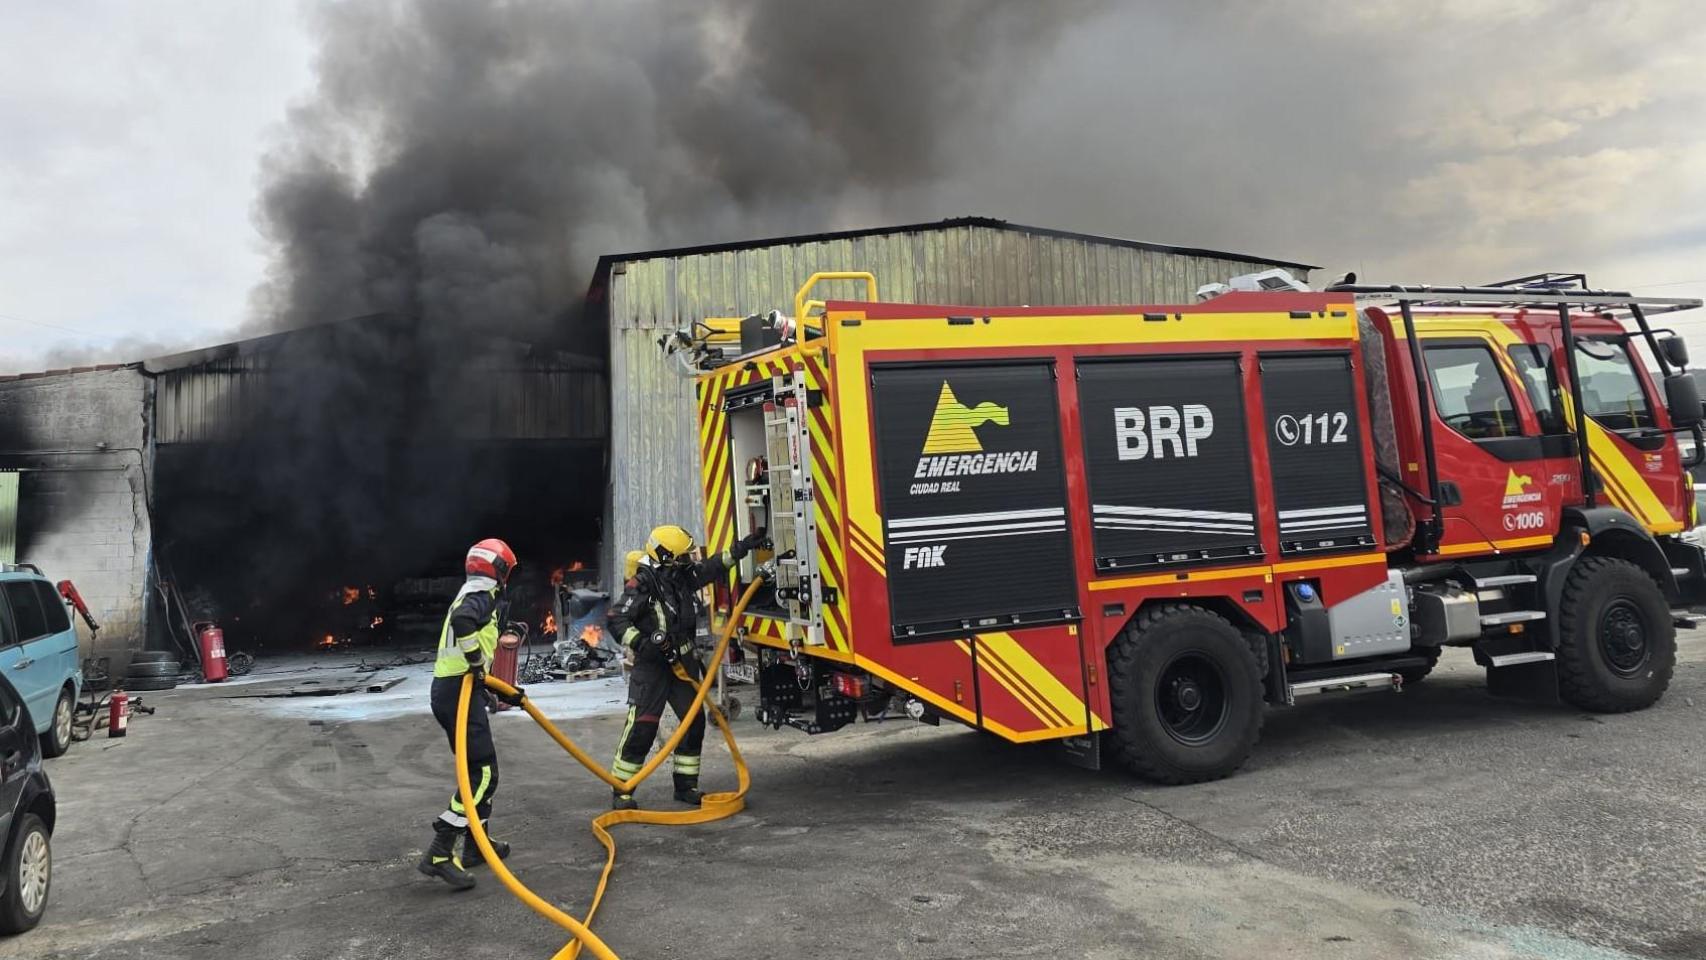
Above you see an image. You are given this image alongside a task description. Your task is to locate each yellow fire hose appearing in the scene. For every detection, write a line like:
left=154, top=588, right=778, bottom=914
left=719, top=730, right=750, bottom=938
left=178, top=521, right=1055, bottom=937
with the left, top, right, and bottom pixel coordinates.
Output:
left=454, top=578, right=765, bottom=960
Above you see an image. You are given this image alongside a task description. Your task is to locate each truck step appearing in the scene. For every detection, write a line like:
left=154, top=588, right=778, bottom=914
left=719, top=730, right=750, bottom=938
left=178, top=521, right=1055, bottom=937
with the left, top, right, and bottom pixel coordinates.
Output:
left=1473, top=573, right=1537, bottom=588
left=1481, top=610, right=1546, bottom=628
left=1488, top=651, right=1555, bottom=668
left=1287, top=672, right=1402, bottom=702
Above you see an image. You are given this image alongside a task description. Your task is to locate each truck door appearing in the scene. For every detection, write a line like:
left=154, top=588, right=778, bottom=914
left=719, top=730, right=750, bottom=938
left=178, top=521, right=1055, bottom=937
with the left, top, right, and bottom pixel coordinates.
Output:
left=1417, top=335, right=1566, bottom=554
left=1568, top=337, right=1688, bottom=534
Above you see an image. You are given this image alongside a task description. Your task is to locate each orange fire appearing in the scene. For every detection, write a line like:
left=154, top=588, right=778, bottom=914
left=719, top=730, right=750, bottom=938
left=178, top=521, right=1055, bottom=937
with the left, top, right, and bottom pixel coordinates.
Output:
left=569, top=560, right=586, bottom=572
left=320, top=633, right=336, bottom=648
left=370, top=616, right=384, bottom=628
left=580, top=625, right=601, bottom=648
left=543, top=613, right=557, bottom=635
left=550, top=561, right=587, bottom=586
left=341, top=587, right=359, bottom=606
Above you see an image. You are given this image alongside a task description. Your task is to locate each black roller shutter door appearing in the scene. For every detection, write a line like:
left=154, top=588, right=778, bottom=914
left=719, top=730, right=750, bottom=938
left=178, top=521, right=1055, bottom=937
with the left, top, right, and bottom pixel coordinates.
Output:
left=1259, top=352, right=1376, bottom=555
left=870, top=362, right=1079, bottom=640
left=1077, top=356, right=1261, bottom=570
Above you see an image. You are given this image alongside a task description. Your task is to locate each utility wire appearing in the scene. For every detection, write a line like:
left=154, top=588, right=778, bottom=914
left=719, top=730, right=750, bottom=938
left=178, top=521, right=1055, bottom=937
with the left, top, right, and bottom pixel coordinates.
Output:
left=0, top=312, right=98, bottom=339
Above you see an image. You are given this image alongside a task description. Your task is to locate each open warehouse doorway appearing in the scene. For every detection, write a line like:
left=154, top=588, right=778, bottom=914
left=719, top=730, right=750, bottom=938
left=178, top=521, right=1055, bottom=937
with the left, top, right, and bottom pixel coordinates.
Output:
left=145, top=315, right=606, bottom=658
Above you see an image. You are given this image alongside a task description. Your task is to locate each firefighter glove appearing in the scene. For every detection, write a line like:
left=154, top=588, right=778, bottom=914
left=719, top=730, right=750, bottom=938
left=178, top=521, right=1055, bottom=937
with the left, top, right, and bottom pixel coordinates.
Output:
left=494, top=684, right=526, bottom=707
left=731, top=527, right=768, bottom=560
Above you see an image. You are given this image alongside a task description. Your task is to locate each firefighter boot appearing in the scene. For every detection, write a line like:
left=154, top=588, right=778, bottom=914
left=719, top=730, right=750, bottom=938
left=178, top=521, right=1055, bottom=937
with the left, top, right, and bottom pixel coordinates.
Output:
left=462, top=825, right=510, bottom=869
left=612, top=789, right=638, bottom=811
left=673, top=773, right=703, bottom=806
left=417, top=821, right=476, bottom=890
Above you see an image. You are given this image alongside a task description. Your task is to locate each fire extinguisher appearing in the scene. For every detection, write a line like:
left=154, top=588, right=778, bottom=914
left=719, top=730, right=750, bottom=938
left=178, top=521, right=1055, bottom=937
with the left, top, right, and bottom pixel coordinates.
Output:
left=193, top=621, right=229, bottom=683
left=108, top=689, right=129, bottom=738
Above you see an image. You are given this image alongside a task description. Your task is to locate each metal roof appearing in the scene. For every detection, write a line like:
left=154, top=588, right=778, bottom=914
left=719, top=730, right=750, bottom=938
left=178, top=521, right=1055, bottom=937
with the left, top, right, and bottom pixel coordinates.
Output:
left=591, top=215, right=1319, bottom=274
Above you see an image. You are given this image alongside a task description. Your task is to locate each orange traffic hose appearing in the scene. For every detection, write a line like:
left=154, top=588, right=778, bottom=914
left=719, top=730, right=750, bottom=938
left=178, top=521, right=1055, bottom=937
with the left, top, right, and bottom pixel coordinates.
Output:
left=455, top=577, right=764, bottom=960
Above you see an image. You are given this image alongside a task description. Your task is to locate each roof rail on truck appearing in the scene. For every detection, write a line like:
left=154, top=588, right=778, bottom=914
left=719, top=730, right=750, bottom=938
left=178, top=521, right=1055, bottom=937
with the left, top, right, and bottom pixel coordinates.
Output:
left=1328, top=281, right=1704, bottom=550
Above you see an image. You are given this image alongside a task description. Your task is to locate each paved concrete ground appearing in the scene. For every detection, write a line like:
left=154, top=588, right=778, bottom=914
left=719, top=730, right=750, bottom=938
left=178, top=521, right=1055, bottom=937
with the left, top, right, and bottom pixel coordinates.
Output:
left=7, top=634, right=1705, bottom=960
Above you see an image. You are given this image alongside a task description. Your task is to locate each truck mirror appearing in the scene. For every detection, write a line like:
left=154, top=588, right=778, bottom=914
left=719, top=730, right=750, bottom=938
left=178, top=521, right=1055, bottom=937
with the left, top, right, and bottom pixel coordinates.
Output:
left=1659, top=336, right=1689, bottom=370
left=1664, top=372, right=1703, bottom=426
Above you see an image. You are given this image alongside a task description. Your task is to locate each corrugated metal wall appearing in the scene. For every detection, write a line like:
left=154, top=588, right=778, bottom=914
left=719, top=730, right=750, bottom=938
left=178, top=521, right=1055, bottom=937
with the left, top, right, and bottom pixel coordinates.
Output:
left=156, top=350, right=606, bottom=444
left=606, top=222, right=1306, bottom=574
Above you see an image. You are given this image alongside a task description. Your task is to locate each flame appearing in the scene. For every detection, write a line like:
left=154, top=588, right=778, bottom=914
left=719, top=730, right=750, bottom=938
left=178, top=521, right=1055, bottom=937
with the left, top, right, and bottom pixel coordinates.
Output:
left=569, top=560, right=586, bottom=572
left=320, top=633, right=336, bottom=648
left=341, top=587, right=359, bottom=606
left=367, top=585, right=377, bottom=600
left=370, top=616, right=384, bottom=628
left=580, top=625, right=601, bottom=648
left=543, top=613, right=557, bottom=635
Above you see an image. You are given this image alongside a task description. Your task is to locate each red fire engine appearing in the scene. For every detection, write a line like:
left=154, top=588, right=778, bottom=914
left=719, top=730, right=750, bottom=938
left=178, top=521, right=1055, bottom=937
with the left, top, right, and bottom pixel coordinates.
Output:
left=677, top=271, right=1705, bottom=782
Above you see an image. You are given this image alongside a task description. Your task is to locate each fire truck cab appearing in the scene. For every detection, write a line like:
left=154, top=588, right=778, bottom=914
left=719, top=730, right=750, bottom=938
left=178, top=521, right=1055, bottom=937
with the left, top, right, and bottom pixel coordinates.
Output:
left=676, top=272, right=1705, bottom=783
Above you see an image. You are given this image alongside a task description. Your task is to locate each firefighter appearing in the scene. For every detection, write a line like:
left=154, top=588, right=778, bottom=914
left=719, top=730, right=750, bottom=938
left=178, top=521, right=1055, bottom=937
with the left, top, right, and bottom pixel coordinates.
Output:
left=608, top=524, right=766, bottom=809
left=418, top=537, right=524, bottom=891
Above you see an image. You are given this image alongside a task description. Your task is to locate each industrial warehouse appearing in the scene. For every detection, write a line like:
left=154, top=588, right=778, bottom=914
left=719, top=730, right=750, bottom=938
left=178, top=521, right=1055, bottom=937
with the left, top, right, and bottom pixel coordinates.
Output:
left=0, top=217, right=1310, bottom=675
left=6, top=5, right=1706, bottom=960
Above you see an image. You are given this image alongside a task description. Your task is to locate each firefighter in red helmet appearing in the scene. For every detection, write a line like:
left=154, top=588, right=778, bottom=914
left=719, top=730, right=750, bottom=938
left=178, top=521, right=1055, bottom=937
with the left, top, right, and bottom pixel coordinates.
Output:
left=418, top=537, right=522, bottom=890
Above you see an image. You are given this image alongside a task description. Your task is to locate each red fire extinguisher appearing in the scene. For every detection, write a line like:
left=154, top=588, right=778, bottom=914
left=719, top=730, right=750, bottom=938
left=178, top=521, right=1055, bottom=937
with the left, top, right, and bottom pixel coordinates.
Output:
left=193, top=621, right=229, bottom=683
left=491, top=626, right=522, bottom=712
left=108, top=689, right=129, bottom=738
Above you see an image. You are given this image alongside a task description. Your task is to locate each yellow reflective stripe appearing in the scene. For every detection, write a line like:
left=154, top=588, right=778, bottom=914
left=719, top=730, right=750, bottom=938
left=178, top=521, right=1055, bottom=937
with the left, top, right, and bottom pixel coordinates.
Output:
left=978, top=632, right=1105, bottom=732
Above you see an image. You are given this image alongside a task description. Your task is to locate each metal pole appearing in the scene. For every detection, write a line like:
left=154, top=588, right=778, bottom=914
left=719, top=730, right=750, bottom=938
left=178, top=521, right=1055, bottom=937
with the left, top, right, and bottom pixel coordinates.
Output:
left=1398, top=301, right=1444, bottom=551
left=1558, top=304, right=1595, bottom=508
left=1627, top=303, right=1669, bottom=377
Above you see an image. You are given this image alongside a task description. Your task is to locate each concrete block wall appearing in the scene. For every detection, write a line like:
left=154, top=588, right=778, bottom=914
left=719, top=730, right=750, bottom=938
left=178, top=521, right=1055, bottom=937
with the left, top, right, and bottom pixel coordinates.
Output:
left=0, top=366, right=153, bottom=673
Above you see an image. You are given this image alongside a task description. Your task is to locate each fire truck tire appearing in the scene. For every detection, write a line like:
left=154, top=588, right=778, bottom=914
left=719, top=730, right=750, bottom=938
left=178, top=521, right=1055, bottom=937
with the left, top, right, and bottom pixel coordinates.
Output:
left=1555, top=556, right=1675, bottom=712
left=1106, top=605, right=1264, bottom=784
left=126, top=661, right=182, bottom=679
left=1398, top=648, right=1441, bottom=686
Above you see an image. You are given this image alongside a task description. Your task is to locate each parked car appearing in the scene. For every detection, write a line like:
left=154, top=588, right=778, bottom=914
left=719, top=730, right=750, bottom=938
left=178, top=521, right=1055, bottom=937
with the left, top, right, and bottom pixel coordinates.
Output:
left=0, top=566, right=83, bottom=758
left=0, top=670, right=53, bottom=933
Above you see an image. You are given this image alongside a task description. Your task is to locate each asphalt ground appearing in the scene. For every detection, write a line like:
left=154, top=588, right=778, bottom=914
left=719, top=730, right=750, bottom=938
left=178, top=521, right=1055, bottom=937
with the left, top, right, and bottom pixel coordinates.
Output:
left=6, top=632, right=1704, bottom=960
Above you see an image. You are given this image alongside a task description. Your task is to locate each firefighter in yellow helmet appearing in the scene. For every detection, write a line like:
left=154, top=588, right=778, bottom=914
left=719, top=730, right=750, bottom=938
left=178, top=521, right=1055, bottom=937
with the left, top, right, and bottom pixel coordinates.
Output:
left=607, top=523, right=764, bottom=808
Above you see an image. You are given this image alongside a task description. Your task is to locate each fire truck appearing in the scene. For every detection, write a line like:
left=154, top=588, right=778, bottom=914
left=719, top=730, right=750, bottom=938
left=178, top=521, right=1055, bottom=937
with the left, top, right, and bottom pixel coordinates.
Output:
left=671, top=271, right=1706, bottom=782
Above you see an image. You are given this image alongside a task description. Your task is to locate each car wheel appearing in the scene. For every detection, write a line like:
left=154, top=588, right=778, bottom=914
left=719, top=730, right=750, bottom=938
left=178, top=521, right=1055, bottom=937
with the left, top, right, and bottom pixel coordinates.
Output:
left=40, top=687, right=74, bottom=758
left=0, top=813, right=50, bottom=934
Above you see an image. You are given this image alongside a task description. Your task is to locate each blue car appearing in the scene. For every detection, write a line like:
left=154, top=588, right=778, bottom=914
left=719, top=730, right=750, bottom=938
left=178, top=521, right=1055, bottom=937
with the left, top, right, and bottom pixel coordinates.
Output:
left=0, top=567, right=82, bottom=759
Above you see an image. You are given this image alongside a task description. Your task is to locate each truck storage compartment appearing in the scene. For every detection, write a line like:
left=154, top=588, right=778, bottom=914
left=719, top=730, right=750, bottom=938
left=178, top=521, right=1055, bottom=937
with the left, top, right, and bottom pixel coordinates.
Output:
left=868, top=361, right=1080, bottom=640
left=1076, top=355, right=1263, bottom=570
left=1259, top=352, right=1378, bottom=555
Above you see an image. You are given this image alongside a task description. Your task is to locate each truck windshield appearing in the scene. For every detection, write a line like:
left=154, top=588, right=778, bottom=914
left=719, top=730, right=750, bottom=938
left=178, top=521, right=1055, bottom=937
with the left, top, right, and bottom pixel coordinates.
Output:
left=1575, top=339, right=1654, bottom=431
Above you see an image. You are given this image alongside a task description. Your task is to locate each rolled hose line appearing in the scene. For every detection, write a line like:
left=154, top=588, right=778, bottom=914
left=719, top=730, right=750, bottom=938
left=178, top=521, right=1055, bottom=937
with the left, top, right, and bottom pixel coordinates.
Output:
left=454, top=576, right=765, bottom=960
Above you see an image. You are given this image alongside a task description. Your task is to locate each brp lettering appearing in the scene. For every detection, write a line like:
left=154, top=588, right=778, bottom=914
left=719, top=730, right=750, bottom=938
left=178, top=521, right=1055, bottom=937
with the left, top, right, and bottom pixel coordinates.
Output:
left=1115, top=404, right=1215, bottom=460
left=902, top=545, right=947, bottom=569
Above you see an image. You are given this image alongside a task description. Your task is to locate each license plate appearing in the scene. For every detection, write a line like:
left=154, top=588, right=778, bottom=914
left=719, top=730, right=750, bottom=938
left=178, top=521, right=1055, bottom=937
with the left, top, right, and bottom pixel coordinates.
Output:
left=723, top=662, right=758, bottom=684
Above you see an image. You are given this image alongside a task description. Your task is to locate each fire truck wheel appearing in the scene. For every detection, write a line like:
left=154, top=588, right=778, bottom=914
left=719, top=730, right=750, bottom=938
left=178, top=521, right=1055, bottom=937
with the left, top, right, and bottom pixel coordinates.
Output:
left=1398, top=648, right=1441, bottom=686
left=1556, top=556, right=1675, bottom=712
left=1107, top=605, right=1264, bottom=784
left=39, top=687, right=74, bottom=758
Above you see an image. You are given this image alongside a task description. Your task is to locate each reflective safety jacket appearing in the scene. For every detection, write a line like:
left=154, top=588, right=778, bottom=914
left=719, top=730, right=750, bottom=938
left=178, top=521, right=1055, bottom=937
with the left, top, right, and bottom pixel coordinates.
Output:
left=433, top=576, right=502, bottom=678
left=607, top=550, right=737, bottom=658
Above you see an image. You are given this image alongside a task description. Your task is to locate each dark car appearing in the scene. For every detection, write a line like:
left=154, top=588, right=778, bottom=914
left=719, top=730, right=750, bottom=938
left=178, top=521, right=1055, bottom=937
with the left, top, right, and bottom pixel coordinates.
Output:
left=0, top=671, right=53, bottom=933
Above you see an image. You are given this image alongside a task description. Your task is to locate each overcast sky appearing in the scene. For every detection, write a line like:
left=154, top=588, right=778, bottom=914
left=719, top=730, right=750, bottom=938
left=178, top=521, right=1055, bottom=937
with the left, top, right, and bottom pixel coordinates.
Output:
left=2, top=1, right=1703, bottom=372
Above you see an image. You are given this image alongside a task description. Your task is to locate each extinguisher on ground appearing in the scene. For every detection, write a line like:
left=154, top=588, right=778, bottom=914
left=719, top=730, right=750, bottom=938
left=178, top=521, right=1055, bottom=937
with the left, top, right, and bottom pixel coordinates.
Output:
left=193, top=620, right=229, bottom=683
left=108, top=689, right=128, bottom=737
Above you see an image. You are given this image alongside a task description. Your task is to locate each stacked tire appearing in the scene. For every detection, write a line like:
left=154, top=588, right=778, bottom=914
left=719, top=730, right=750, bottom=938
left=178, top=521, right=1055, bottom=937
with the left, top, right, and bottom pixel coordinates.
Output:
left=125, top=651, right=182, bottom=691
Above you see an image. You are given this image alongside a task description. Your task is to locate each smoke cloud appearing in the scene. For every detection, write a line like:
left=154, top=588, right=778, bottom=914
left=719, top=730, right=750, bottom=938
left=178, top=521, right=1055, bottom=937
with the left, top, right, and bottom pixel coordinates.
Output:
left=250, top=0, right=1103, bottom=340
